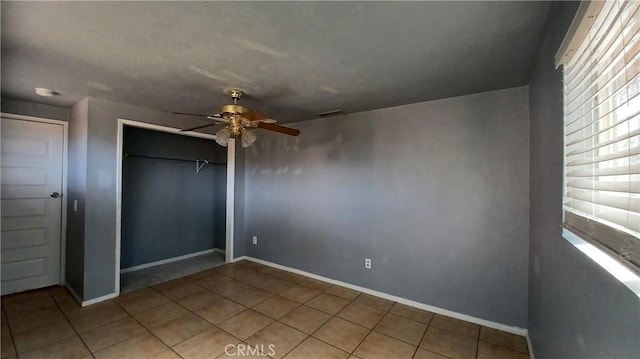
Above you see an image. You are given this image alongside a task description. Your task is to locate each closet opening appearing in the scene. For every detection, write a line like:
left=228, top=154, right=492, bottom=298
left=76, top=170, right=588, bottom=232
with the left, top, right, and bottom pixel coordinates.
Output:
left=117, top=123, right=228, bottom=293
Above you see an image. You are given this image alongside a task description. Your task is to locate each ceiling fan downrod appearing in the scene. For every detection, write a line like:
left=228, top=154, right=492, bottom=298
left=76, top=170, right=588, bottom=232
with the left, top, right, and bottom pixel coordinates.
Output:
left=220, top=89, right=249, bottom=117
left=228, top=89, right=243, bottom=104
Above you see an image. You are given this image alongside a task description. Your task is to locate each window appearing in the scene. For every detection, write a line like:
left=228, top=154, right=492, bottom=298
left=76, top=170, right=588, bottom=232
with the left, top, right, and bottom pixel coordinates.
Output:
left=558, top=0, right=639, bottom=273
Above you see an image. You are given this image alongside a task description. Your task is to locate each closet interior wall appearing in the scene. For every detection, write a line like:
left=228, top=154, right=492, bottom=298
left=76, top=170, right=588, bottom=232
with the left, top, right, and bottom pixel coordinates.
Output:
left=120, top=126, right=227, bottom=270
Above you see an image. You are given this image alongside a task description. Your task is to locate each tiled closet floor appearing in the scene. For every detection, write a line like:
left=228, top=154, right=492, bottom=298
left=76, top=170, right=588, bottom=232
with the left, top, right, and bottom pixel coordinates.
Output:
left=1, top=260, right=530, bottom=359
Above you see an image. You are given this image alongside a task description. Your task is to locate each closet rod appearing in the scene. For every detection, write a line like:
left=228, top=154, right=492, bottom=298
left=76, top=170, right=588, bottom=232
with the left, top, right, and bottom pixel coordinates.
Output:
left=123, top=153, right=226, bottom=166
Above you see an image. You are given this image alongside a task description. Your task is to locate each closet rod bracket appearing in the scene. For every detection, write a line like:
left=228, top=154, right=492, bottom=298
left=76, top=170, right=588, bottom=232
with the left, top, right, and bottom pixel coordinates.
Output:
left=196, top=160, right=208, bottom=173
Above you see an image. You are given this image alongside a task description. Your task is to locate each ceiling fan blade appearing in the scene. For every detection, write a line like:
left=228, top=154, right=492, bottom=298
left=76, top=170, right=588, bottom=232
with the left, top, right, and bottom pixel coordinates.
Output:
left=256, top=122, right=300, bottom=136
left=169, top=111, right=206, bottom=117
left=179, top=123, right=220, bottom=132
left=240, top=111, right=276, bottom=123
left=207, top=115, right=229, bottom=123
left=169, top=111, right=223, bottom=118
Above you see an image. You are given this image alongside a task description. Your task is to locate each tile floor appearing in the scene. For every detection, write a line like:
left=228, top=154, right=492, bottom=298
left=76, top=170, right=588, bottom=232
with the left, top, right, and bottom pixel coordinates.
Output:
left=120, top=251, right=226, bottom=294
left=1, top=260, right=530, bottom=359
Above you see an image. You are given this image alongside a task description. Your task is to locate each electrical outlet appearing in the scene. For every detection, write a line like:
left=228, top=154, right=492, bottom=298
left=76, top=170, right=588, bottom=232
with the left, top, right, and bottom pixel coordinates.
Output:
left=73, top=200, right=78, bottom=212
left=252, top=236, right=258, bottom=245
left=365, top=258, right=372, bottom=269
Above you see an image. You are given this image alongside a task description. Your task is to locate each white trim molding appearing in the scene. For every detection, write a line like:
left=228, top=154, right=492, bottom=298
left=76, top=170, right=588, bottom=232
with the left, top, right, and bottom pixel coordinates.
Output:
left=64, top=283, right=83, bottom=304
left=562, top=228, right=640, bottom=297
left=65, top=283, right=118, bottom=307
left=120, top=249, right=216, bottom=273
left=115, top=118, right=234, bottom=299
left=225, top=138, right=236, bottom=262
left=63, top=282, right=117, bottom=307
left=527, top=333, right=536, bottom=359
left=238, top=256, right=529, bottom=336
left=555, top=1, right=604, bottom=68
left=117, top=119, right=217, bottom=140
left=81, top=292, right=119, bottom=307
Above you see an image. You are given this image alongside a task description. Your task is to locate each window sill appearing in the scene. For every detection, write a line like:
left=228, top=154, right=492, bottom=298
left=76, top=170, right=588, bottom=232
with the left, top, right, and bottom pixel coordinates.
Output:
left=562, top=227, right=640, bottom=298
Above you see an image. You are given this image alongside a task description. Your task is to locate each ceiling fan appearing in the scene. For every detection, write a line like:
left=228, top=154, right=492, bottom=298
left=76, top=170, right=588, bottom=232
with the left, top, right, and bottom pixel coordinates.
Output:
left=174, top=89, right=300, bottom=148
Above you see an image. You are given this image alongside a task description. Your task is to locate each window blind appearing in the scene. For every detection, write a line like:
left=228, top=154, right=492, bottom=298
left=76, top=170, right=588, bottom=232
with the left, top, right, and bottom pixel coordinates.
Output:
left=563, top=0, right=640, bottom=270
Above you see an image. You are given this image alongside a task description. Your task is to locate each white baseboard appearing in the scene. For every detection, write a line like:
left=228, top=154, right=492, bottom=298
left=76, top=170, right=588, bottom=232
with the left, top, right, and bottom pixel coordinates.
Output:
left=69, top=248, right=225, bottom=307
left=64, top=282, right=118, bottom=307
left=232, top=255, right=248, bottom=263
left=120, top=248, right=217, bottom=273
left=527, top=333, right=535, bottom=359
left=64, top=282, right=83, bottom=305
left=82, top=292, right=118, bottom=306
left=238, top=256, right=528, bottom=337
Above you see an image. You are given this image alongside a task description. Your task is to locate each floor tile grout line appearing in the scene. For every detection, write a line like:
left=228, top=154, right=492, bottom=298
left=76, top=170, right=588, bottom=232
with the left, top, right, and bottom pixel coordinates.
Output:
left=307, top=318, right=357, bottom=355
left=122, top=286, right=249, bottom=358
left=370, top=310, right=431, bottom=348
left=120, top=252, right=227, bottom=294
left=232, top=280, right=358, bottom=358
left=37, top=288, right=93, bottom=359
left=297, top=306, right=339, bottom=347
left=217, top=262, right=412, bottom=358
left=3, top=260, right=529, bottom=359
left=151, top=275, right=281, bottom=356
left=110, top=288, right=190, bottom=358
left=3, top=290, right=69, bottom=357
left=135, top=261, right=255, bottom=355
left=281, top=291, right=400, bottom=357
left=84, top=314, right=149, bottom=354
left=237, top=262, right=526, bottom=353
left=429, top=319, right=484, bottom=341
left=1, top=299, right=20, bottom=359
left=411, top=313, right=436, bottom=359
left=139, top=282, right=248, bottom=350
left=212, top=264, right=409, bottom=358
left=254, top=319, right=311, bottom=358
left=111, top=289, right=187, bottom=358
left=270, top=323, right=315, bottom=358
left=305, top=291, right=451, bottom=358
left=159, top=275, right=263, bottom=332
left=475, top=325, right=481, bottom=359
left=347, top=296, right=396, bottom=357
left=144, top=270, right=522, bottom=359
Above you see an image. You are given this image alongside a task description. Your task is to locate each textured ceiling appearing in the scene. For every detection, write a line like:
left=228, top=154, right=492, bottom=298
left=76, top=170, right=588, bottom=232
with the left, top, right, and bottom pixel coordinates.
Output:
left=1, top=1, right=551, bottom=123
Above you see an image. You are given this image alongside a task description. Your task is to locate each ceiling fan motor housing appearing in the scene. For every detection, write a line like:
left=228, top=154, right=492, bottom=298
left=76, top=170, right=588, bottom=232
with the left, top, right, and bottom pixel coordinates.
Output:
left=220, top=104, right=249, bottom=116
left=220, top=103, right=250, bottom=137
left=229, top=117, right=244, bottom=137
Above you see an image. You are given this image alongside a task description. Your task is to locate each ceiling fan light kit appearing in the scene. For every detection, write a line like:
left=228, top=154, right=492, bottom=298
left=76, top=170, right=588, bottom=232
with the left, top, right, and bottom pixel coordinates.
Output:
left=215, top=127, right=232, bottom=147
left=178, top=89, right=300, bottom=148
left=240, top=129, right=257, bottom=148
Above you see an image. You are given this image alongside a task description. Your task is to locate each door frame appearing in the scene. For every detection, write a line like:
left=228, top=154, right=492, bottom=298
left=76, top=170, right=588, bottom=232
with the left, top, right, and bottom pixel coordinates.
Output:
left=0, top=112, right=69, bottom=287
left=115, top=119, right=235, bottom=295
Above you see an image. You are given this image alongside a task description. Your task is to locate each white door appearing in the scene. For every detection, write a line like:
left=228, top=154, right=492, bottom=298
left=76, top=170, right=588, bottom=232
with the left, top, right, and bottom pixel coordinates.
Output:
left=1, top=117, right=64, bottom=295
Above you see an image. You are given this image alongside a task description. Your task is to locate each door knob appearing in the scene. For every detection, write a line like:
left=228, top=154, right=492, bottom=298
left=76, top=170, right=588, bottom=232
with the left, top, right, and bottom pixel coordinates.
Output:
left=50, top=192, right=61, bottom=198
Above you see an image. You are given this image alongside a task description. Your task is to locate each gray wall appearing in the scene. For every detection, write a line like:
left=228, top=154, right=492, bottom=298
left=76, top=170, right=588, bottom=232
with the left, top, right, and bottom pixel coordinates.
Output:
left=81, top=97, right=224, bottom=299
left=1, top=97, right=69, bottom=121
left=2, top=96, right=232, bottom=301
left=121, top=126, right=226, bottom=268
left=244, top=87, right=530, bottom=327
left=66, top=99, right=89, bottom=297
left=234, top=149, right=247, bottom=259
left=528, top=2, right=640, bottom=358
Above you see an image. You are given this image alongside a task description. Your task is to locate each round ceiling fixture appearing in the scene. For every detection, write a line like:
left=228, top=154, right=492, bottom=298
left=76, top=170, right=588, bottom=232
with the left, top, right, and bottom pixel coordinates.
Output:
left=34, top=88, right=59, bottom=97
